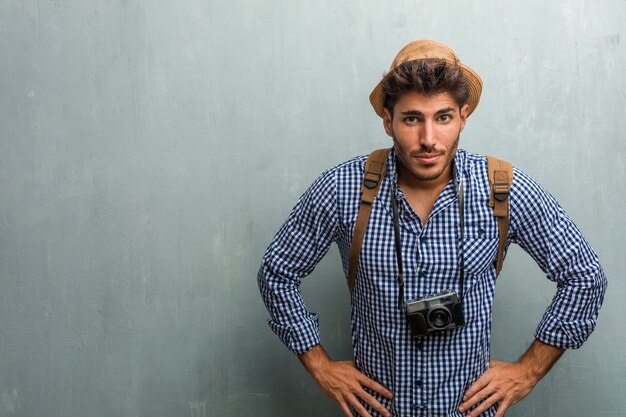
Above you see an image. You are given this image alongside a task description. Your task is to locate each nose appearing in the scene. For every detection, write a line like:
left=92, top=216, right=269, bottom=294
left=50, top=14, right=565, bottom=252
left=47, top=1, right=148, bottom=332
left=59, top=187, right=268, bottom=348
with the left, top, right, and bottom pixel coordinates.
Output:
left=419, top=120, right=436, bottom=148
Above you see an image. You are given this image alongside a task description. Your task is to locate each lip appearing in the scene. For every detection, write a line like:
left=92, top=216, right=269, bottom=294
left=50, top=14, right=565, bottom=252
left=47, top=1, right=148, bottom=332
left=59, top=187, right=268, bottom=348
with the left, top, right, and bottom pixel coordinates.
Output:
left=414, top=154, right=441, bottom=164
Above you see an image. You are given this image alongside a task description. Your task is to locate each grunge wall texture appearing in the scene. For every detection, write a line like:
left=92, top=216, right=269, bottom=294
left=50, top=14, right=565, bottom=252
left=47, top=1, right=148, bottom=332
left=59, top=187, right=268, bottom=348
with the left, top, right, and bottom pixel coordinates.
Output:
left=0, top=1, right=624, bottom=416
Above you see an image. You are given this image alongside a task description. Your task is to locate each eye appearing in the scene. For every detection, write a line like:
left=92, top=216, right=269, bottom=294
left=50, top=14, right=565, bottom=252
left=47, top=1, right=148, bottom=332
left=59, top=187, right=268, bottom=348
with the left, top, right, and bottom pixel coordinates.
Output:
left=438, top=114, right=452, bottom=122
left=404, top=116, right=419, bottom=124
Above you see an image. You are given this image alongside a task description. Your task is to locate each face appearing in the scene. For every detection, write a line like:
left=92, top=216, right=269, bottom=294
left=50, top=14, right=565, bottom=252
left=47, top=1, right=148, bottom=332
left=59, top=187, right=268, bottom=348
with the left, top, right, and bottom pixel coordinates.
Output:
left=383, top=91, right=469, bottom=187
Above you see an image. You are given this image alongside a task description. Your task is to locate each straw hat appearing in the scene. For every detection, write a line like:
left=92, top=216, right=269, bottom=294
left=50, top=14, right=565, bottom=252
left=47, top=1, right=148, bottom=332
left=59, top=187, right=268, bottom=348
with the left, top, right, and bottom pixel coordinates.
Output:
left=369, top=40, right=483, bottom=117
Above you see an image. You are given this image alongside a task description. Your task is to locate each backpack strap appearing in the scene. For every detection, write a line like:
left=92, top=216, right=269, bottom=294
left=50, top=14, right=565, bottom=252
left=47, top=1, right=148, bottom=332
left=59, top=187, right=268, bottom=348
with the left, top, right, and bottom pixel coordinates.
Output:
left=347, top=148, right=391, bottom=296
left=486, top=156, right=513, bottom=277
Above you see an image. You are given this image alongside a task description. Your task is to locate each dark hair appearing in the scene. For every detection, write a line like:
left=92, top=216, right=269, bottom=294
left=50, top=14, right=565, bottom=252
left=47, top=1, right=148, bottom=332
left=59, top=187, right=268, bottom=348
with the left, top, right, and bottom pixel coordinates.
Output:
left=382, top=59, right=469, bottom=115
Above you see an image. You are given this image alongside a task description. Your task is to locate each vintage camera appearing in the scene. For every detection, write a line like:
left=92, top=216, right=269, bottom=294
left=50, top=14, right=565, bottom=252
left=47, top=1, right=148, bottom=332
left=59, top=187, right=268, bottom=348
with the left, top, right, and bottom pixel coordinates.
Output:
left=405, top=290, right=465, bottom=338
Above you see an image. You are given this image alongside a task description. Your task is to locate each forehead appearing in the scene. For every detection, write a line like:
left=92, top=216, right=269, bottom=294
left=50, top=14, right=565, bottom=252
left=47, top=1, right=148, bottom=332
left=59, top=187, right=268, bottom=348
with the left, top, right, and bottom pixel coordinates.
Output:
left=393, top=91, right=459, bottom=113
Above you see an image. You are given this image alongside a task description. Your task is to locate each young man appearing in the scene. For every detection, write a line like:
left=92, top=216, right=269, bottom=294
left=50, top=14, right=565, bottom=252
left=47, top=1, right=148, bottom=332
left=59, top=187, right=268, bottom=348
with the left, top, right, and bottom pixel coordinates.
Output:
left=258, top=40, right=606, bottom=417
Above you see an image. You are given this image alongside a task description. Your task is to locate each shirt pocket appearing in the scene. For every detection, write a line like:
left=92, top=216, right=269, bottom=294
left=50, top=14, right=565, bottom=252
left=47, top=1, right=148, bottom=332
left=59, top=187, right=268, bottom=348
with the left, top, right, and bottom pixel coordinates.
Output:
left=462, top=219, right=499, bottom=277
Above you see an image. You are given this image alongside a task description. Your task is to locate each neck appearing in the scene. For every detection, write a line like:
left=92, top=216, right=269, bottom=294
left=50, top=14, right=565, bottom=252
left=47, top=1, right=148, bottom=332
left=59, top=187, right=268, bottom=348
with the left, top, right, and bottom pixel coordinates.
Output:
left=396, top=162, right=454, bottom=194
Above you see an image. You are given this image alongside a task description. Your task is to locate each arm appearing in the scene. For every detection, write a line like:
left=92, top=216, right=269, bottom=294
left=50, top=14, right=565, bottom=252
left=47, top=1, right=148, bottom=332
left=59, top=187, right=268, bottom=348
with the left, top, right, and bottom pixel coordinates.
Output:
left=507, top=168, right=607, bottom=350
left=257, top=169, right=339, bottom=354
left=259, top=168, right=393, bottom=416
left=461, top=168, right=606, bottom=416
left=299, top=345, right=393, bottom=417
left=458, top=339, right=564, bottom=417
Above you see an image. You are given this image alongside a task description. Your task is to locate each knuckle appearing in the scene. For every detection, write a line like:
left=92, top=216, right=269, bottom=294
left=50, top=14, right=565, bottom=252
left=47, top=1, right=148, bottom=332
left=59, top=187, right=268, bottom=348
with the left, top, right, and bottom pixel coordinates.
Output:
left=347, top=386, right=359, bottom=395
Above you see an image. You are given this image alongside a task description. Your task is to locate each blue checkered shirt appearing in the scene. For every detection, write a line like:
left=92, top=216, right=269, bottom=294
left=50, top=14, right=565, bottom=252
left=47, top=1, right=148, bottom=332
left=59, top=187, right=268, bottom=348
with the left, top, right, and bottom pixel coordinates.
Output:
left=258, top=148, right=606, bottom=417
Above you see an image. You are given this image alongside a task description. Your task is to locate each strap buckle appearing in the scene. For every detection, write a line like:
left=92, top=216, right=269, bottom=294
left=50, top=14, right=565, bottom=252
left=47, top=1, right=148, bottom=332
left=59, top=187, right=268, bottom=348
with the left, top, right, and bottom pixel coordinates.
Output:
left=493, top=183, right=510, bottom=201
left=363, top=172, right=381, bottom=189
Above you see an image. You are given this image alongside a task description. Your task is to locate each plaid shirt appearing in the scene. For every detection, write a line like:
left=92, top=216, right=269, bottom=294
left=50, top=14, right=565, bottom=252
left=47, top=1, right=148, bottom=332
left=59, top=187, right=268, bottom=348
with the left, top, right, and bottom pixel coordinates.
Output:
left=258, top=148, right=606, bottom=417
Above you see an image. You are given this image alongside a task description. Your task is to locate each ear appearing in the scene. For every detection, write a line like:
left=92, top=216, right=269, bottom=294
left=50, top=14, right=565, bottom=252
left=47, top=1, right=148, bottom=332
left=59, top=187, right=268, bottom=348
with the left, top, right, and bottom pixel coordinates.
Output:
left=459, top=104, right=470, bottom=132
left=382, top=107, right=393, bottom=137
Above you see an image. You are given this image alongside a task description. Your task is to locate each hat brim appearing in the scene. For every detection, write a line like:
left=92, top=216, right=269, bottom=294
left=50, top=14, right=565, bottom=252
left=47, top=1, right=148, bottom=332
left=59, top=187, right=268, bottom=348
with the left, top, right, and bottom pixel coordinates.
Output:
left=369, top=61, right=483, bottom=118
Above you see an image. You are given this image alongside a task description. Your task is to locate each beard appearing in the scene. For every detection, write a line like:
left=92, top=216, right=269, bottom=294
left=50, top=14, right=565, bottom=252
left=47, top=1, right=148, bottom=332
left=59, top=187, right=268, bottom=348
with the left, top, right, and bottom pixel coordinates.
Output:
left=392, top=132, right=460, bottom=182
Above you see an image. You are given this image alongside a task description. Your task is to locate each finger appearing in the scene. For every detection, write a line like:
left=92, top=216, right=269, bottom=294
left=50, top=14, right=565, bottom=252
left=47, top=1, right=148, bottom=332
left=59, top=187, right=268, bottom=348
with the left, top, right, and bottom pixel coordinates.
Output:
left=357, top=388, right=392, bottom=417
left=462, top=373, right=492, bottom=403
left=489, top=360, right=505, bottom=368
left=359, top=375, right=393, bottom=399
left=460, top=384, right=494, bottom=411
left=338, top=401, right=355, bottom=417
left=346, top=393, right=374, bottom=417
left=494, top=401, right=510, bottom=417
left=466, top=393, right=502, bottom=417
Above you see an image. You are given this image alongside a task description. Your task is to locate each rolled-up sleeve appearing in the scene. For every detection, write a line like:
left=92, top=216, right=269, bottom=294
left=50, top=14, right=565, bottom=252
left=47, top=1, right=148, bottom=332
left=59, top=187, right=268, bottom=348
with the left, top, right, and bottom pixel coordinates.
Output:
left=257, top=168, right=339, bottom=355
left=509, top=168, right=607, bottom=349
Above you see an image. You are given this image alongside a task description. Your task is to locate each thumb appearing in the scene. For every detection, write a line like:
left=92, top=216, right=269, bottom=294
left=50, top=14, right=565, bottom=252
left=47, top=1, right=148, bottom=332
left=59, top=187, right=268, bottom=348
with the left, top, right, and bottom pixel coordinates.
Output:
left=489, top=360, right=506, bottom=368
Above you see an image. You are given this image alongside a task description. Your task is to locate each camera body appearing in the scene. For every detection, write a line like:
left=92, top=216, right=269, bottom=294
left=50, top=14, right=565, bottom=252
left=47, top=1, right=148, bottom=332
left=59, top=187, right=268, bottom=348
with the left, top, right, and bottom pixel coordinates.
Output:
left=405, top=290, right=465, bottom=338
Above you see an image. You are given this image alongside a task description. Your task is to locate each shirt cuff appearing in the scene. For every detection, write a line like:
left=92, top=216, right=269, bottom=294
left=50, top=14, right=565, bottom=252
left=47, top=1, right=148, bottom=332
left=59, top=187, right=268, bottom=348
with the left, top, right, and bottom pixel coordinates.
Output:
left=268, top=312, right=321, bottom=355
left=535, top=311, right=597, bottom=349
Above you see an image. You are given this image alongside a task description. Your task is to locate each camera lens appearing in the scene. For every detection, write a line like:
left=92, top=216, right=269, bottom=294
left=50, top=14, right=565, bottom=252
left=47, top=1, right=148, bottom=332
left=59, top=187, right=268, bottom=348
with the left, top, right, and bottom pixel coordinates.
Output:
left=428, top=307, right=452, bottom=329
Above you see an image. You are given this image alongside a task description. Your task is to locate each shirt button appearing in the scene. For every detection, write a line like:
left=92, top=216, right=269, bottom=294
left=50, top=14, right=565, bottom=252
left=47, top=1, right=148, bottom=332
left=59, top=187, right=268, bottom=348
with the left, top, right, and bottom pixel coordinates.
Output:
left=416, top=379, right=423, bottom=387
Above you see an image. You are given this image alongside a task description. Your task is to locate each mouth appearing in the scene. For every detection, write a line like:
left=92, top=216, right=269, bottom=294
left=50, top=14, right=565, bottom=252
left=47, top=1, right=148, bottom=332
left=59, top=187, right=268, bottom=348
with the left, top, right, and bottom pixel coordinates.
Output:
left=413, top=153, right=441, bottom=165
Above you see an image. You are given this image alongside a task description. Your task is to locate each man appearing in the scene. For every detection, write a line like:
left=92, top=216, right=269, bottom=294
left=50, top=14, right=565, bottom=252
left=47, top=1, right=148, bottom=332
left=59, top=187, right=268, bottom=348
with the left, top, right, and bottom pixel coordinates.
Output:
left=257, top=40, right=606, bottom=417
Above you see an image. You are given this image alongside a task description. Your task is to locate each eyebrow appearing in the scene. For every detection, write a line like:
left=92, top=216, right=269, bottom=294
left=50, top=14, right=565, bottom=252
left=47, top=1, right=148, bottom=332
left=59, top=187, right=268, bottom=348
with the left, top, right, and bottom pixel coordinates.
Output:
left=400, top=110, right=423, bottom=117
left=435, top=107, right=457, bottom=116
left=400, top=107, right=457, bottom=117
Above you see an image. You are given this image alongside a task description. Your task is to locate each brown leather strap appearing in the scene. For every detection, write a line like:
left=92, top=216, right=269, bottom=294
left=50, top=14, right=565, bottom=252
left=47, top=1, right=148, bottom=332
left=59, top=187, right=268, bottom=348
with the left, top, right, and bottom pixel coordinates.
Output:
left=486, top=156, right=513, bottom=277
left=347, top=148, right=391, bottom=296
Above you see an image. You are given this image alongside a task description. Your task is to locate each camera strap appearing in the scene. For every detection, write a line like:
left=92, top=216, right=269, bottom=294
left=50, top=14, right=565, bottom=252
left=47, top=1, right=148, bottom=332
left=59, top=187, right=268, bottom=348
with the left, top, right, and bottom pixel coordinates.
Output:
left=391, top=169, right=466, bottom=308
left=391, top=192, right=405, bottom=309
left=457, top=176, right=466, bottom=300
